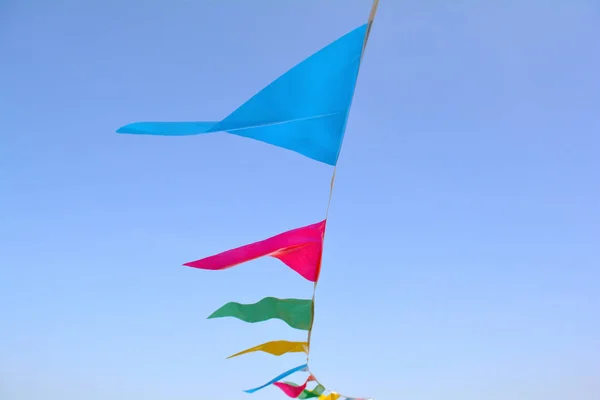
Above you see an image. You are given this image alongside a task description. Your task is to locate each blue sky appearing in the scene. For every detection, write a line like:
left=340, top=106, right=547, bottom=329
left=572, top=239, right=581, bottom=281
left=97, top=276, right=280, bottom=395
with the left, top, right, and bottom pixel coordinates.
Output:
left=1, top=0, right=599, bottom=399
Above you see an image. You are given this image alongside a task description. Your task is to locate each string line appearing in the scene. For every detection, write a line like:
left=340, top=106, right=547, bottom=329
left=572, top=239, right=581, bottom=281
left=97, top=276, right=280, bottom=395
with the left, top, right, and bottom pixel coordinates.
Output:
left=303, top=1, right=380, bottom=398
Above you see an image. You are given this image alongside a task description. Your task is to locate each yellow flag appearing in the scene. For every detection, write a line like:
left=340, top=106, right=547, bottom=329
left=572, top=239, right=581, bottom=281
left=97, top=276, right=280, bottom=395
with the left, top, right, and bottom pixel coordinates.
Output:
left=319, top=393, right=340, bottom=400
left=227, top=340, right=308, bottom=359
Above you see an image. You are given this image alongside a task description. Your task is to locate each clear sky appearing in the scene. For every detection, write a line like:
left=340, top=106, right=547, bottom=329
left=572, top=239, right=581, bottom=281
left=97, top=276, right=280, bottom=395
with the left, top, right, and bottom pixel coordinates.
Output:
left=1, top=1, right=599, bottom=399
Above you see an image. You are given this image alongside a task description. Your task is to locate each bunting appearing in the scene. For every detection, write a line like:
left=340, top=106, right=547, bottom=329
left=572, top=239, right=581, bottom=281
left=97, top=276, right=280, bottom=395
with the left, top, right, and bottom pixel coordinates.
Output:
left=244, top=364, right=308, bottom=394
left=117, top=23, right=367, bottom=166
left=207, top=297, right=313, bottom=330
left=273, top=375, right=314, bottom=398
left=227, top=341, right=308, bottom=359
left=184, top=220, right=326, bottom=282
left=117, top=0, right=380, bottom=399
left=300, top=384, right=326, bottom=399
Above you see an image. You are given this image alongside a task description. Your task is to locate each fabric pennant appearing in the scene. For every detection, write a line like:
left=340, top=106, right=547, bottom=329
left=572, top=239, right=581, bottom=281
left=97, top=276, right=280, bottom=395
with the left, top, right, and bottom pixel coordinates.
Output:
left=184, top=220, right=326, bottom=282
left=208, top=297, right=313, bottom=330
left=227, top=340, right=308, bottom=359
left=318, top=393, right=341, bottom=400
left=116, top=24, right=369, bottom=166
left=299, top=384, right=326, bottom=399
left=244, top=364, right=308, bottom=394
left=273, top=377, right=310, bottom=398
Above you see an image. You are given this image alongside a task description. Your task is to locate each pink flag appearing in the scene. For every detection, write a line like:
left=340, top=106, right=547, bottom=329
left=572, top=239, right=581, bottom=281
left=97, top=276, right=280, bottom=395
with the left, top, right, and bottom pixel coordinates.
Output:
left=273, top=376, right=312, bottom=398
left=184, top=220, right=326, bottom=282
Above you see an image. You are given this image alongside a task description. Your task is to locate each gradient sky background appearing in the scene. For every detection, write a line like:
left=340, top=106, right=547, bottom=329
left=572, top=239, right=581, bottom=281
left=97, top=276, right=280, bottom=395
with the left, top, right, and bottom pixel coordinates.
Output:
left=1, top=1, right=599, bottom=399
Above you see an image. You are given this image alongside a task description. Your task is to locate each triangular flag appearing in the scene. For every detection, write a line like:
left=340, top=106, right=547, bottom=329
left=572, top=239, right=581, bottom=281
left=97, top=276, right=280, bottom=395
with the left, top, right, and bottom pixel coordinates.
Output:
left=227, top=340, right=308, bottom=359
left=299, top=384, right=326, bottom=399
left=318, top=393, right=341, bottom=400
left=244, top=364, right=308, bottom=394
left=274, top=376, right=311, bottom=398
left=184, top=220, right=326, bottom=282
left=208, top=297, right=313, bottom=330
left=116, top=24, right=369, bottom=165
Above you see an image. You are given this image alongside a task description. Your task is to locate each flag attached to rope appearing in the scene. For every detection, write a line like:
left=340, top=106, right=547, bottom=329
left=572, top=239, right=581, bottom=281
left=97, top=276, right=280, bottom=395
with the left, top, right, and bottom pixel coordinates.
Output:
left=184, top=220, right=326, bottom=282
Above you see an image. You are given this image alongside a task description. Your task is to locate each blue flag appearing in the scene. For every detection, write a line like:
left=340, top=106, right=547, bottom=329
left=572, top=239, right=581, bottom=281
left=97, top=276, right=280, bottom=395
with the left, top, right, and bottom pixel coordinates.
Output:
left=117, top=24, right=369, bottom=166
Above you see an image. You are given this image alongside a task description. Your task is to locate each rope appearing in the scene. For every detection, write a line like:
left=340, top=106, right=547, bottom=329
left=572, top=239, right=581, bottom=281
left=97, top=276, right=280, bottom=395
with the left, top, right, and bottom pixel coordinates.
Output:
left=304, top=0, right=380, bottom=398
